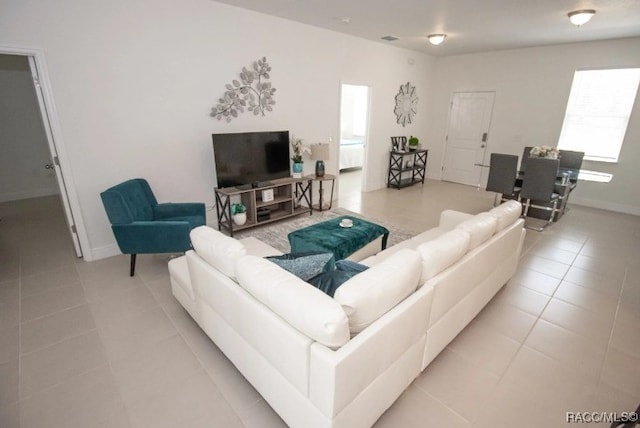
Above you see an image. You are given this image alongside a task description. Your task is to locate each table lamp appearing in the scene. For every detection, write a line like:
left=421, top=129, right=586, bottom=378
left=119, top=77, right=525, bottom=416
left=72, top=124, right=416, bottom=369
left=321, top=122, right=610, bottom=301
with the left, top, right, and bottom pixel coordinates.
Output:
left=310, top=143, right=329, bottom=177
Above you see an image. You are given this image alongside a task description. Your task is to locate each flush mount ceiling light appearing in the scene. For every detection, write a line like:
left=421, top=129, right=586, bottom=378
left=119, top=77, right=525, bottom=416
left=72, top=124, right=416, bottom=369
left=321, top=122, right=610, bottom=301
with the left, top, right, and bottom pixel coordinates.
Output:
left=568, top=9, right=596, bottom=26
left=427, top=34, right=446, bottom=45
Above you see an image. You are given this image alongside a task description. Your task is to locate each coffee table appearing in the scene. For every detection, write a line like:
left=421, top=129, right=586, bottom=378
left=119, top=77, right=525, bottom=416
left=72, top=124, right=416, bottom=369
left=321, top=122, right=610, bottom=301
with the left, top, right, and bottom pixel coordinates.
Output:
left=288, top=216, right=389, bottom=261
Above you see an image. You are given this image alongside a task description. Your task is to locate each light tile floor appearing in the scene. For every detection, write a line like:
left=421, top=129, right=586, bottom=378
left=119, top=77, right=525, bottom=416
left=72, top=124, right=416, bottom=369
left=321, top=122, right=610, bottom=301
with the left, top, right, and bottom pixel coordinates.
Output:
left=1, top=180, right=639, bottom=428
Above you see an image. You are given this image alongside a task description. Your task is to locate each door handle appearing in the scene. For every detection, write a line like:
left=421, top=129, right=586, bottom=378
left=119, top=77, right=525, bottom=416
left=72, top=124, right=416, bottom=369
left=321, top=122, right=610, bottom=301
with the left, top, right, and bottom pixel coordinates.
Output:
left=482, top=132, right=488, bottom=142
left=44, top=164, right=54, bottom=169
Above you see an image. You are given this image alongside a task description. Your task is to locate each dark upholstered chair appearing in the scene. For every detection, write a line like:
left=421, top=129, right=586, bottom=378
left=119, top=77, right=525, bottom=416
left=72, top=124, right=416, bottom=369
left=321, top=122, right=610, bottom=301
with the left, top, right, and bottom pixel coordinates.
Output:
left=519, top=146, right=533, bottom=173
left=486, top=153, right=520, bottom=206
left=559, top=149, right=585, bottom=186
left=100, top=178, right=206, bottom=276
left=520, top=158, right=560, bottom=230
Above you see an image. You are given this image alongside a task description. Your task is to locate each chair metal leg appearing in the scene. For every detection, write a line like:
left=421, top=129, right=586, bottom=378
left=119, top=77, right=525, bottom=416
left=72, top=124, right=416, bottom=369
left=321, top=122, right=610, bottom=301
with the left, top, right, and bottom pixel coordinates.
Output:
left=130, top=254, right=137, bottom=277
left=548, top=199, right=558, bottom=225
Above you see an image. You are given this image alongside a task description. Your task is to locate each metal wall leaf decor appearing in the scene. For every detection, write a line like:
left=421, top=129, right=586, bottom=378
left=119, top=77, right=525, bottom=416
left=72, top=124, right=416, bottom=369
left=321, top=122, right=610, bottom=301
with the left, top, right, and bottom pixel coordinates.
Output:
left=211, top=57, right=276, bottom=122
left=394, top=82, right=418, bottom=127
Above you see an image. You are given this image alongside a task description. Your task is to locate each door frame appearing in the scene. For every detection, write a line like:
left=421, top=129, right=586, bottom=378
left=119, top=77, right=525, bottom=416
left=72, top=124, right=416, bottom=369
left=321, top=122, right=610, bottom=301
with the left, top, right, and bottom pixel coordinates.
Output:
left=339, top=82, right=372, bottom=192
left=0, top=45, right=89, bottom=258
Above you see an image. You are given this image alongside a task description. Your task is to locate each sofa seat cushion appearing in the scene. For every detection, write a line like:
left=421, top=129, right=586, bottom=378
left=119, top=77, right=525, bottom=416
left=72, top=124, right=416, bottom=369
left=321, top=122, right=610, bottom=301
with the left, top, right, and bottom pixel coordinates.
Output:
left=416, top=229, right=471, bottom=283
left=489, top=200, right=522, bottom=231
left=334, top=249, right=422, bottom=334
left=190, top=226, right=246, bottom=280
left=266, top=252, right=335, bottom=281
left=236, top=255, right=350, bottom=348
left=455, top=212, right=498, bottom=250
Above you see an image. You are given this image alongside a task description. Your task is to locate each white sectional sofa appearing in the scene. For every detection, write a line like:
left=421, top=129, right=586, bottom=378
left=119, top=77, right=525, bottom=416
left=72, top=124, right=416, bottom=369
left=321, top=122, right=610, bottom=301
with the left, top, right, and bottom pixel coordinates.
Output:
left=169, top=200, right=525, bottom=428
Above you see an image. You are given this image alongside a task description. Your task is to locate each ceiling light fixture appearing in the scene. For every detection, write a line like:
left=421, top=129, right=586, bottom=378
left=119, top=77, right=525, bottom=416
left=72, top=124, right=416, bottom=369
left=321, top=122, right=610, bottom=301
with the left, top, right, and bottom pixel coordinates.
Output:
left=568, top=9, right=596, bottom=26
left=428, top=34, right=446, bottom=46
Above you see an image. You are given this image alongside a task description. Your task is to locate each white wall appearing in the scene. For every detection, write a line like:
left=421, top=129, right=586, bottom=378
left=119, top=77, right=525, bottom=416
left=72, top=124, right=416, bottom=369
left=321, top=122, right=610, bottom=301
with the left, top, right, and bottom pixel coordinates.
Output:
left=0, top=54, right=58, bottom=202
left=0, top=0, right=434, bottom=259
left=427, top=37, right=640, bottom=215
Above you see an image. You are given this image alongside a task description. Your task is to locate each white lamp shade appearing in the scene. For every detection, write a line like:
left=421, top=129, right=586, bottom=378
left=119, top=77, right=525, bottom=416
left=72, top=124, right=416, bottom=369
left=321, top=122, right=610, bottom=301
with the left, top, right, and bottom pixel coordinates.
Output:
left=568, top=10, right=595, bottom=26
left=310, top=143, right=330, bottom=160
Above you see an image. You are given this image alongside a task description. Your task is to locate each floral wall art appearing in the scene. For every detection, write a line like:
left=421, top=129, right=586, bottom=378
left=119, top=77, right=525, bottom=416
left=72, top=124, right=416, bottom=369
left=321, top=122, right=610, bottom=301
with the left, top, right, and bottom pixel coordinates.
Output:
left=211, top=57, right=276, bottom=122
left=394, top=82, right=418, bottom=127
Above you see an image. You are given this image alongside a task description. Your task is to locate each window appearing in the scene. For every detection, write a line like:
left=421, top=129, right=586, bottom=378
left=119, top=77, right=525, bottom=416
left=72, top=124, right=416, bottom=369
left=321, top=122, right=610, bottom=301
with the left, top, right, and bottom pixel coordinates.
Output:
left=557, top=68, right=640, bottom=163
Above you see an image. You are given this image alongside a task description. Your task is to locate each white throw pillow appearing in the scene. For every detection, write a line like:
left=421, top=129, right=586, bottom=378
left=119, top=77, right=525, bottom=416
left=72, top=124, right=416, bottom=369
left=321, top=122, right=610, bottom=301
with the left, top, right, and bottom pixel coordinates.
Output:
left=416, top=229, right=471, bottom=283
left=190, top=226, right=246, bottom=280
left=334, top=249, right=422, bottom=334
left=489, top=200, right=522, bottom=231
left=236, top=255, right=350, bottom=348
left=455, top=212, right=498, bottom=250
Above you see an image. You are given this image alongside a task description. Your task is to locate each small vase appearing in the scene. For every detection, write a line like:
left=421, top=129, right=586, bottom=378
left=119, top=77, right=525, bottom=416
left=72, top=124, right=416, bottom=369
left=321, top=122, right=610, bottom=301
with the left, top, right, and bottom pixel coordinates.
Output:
left=292, top=162, right=303, bottom=178
left=315, top=160, right=325, bottom=177
left=232, top=213, right=247, bottom=226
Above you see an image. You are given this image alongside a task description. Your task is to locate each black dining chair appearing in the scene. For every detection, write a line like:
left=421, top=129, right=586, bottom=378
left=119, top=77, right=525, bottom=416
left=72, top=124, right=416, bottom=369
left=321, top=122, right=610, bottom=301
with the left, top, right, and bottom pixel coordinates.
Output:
left=519, top=146, right=533, bottom=173
left=486, top=153, right=520, bottom=206
left=519, top=157, right=560, bottom=230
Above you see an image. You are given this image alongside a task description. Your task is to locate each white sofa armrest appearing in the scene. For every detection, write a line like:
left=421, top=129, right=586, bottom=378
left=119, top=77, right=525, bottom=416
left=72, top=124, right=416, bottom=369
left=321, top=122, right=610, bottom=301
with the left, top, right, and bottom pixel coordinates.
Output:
left=438, top=210, right=474, bottom=230
left=309, top=284, right=434, bottom=420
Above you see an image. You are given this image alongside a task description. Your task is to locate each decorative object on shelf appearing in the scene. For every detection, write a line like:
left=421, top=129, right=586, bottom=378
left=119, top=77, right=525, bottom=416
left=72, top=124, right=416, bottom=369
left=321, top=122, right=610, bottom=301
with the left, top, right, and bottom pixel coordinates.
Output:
left=394, top=82, right=418, bottom=127
left=261, top=188, right=274, bottom=202
left=231, top=203, right=247, bottom=225
left=310, top=143, right=329, bottom=177
left=291, top=137, right=309, bottom=178
left=211, top=57, right=276, bottom=122
left=408, top=136, right=419, bottom=151
left=530, top=145, right=560, bottom=159
left=391, top=136, right=407, bottom=152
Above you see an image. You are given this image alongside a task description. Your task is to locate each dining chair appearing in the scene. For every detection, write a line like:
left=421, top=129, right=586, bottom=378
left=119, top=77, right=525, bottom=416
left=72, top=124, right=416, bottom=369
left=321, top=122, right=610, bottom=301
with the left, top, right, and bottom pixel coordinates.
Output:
left=519, top=158, right=560, bottom=230
left=486, top=153, right=520, bottom=206
left=519, top=146, right=533, bottom=173
left=559, top=149, right=585, bottom=185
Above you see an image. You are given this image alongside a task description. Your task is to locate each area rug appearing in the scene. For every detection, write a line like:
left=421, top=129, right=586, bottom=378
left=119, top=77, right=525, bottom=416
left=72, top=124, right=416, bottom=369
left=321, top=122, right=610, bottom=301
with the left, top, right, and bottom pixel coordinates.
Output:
left=233, top=208, right=416, bottom=253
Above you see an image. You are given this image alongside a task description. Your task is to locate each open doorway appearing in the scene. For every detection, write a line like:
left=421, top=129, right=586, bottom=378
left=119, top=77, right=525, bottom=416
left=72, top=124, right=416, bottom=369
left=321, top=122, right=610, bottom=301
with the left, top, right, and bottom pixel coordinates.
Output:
left=0, top=50, right=84, bottom=257
left=339, top=84, right=370, bottom=204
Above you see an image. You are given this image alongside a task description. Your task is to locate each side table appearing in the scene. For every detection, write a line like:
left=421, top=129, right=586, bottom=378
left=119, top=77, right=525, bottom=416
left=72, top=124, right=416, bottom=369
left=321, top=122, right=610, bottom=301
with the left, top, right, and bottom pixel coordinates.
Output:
left=305, top=174, right=336, bottom=212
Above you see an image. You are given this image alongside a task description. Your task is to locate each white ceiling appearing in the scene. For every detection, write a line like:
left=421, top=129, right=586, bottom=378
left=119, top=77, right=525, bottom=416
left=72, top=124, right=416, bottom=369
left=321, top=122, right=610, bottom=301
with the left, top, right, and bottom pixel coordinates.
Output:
left=213, top=0, right=640, bottom=56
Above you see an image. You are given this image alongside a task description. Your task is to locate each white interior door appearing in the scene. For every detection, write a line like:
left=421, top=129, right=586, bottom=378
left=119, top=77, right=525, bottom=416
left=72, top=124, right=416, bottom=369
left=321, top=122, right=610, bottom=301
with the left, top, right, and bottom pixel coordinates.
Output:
left=442, top=91, right=495, bottom=186
left=28, top=56, right=83, bottom=257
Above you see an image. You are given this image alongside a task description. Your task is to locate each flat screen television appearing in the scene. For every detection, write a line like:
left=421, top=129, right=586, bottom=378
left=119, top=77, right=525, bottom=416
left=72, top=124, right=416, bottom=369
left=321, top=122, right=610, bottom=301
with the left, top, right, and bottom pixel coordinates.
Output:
left=212, top=130, right=290, bottom=188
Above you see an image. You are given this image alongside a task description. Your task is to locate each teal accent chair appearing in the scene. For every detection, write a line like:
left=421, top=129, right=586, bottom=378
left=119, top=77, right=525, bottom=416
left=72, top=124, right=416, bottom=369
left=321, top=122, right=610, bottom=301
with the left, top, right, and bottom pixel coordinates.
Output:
left=100, top=178, right=206, bottom=276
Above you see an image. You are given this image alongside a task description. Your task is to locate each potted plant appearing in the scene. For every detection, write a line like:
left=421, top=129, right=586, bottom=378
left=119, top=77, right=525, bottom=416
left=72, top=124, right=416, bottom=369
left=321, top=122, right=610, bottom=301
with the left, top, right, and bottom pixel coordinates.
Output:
left=408, top=136, right=419, bottom=151
left=290, top=138, right=308, bottom=177
left=231, top=202, right=247, bottom=226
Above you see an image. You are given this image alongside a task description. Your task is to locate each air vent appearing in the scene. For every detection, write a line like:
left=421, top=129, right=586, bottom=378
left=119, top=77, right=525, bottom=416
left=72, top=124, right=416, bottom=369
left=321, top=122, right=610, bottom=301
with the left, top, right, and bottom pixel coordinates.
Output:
left=381, top=35, right=399, bottom=41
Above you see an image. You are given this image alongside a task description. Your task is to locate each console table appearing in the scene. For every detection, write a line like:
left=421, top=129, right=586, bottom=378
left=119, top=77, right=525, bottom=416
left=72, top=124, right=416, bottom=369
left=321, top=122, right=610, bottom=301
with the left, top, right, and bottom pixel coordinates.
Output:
left=215, top=177, right=312, bottom=236
left=387, top=149, right=428, bottom=189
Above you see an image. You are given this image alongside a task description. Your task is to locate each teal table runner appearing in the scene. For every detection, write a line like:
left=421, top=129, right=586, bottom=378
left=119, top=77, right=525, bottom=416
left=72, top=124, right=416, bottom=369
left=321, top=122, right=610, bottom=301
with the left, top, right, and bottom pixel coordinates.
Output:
left=288, top=216, right=389, bottom=261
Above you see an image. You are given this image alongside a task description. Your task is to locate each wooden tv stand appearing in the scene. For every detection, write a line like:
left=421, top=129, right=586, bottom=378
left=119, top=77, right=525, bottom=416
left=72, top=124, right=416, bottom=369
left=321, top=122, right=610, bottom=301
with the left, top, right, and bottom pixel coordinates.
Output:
left=214, top=177, right=313, bottom=236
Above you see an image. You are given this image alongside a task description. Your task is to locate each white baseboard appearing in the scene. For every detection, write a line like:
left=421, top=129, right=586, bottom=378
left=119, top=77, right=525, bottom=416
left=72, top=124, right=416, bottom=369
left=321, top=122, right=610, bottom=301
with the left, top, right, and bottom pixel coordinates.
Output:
left=570, top=197, right=640, bottom=216
left=88, top=243, right=121, bottom=261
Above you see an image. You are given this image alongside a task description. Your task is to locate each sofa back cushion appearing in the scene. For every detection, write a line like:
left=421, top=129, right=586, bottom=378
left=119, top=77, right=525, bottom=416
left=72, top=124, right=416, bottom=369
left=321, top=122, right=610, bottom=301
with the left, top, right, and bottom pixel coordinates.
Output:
left=236, top=255, right=350, bottom=348
left=455, top=212, right=498, bottom=250
left=190, top=226, right=246, bottom=280
left=489, top=200, right=522, bottom=231
left=416, top=229, right=471, bottom=283
left=334, top=249, right=422, bottom=334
